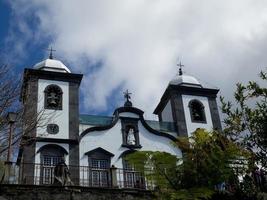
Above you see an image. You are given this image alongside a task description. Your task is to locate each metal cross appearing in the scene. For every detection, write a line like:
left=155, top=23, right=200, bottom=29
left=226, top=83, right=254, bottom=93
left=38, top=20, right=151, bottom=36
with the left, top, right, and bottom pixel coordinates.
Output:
left=47, top=46, right=56, bottom=59
left=123, top=89, right=132, bottom=102
left=177, top=61, right=184, bottom=76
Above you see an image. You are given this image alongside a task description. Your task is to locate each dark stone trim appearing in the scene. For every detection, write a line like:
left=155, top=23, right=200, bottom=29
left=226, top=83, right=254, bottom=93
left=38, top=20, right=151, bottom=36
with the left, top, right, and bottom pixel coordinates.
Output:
left=16, top=148, right=23, bottom=165
left=120, top=117, right=141, bottom=149
left=121, top=144, right=142, bottom=149
left=79, top=116, right=119, bottom=140
left=69, top=82, right=80, bottom=140
left=154, top=85, right=219, bottom=114
left=140, top=117, right=177, bottom=141
left=36, top=144, right=69, bottom=155
left=80, top=106, right=177, bottom=142
left=170, top=94, right=188, bottom=137
left=23, top=68, right=83, bottom=85
left=85, top=147, right=114, bottom=157
left=36, top=137, right=79, bottom=144
left=113, top=106, right=144, bottom=116
left=118, top=149, right=137, bottom=159
left=208, top=97, right=222, bottom=131
left=68, top=81, right=80, bottom=184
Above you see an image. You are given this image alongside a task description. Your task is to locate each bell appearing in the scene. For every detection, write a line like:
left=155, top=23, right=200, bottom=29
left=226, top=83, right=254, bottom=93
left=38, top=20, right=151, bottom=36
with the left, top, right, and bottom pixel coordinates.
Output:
left=48, top=92, right=58, bottom=106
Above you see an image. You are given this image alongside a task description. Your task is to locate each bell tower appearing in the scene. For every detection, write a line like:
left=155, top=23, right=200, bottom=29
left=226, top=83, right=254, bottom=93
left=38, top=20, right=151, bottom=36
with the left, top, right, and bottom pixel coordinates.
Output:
left=19, top=54, right=82, bottom=184
left=153, top=64, right=221, bottom=137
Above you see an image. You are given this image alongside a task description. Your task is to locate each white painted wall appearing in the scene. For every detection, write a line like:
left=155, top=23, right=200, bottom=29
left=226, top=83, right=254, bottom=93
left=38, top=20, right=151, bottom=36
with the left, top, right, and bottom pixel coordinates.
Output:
left=182, top=95, right=213, bottom=137
left=37, top=79, right=69, bottom=139
left=79, top=124, right=94, bottom=134
left=161, top=100, right=174, bottom=122
left=119, top=112, right=139, bottom=118
left=79, top=117, right=182, bottom=170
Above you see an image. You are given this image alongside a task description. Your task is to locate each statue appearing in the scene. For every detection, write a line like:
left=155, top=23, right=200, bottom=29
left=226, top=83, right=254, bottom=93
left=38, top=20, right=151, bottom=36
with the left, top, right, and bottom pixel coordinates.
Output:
left=53, top=158, right=73, bottom=186
left=127, top=128, right=136, bottom=145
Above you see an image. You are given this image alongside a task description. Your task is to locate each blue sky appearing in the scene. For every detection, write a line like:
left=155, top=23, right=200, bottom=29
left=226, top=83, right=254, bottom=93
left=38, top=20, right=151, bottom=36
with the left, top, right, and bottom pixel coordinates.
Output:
left=1, top=0, right=266, bottom=119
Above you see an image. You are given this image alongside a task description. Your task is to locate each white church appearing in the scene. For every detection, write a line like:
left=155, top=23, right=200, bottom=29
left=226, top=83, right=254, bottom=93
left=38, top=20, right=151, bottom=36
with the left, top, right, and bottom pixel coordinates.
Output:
left=17, top=54, right=221, bottom=188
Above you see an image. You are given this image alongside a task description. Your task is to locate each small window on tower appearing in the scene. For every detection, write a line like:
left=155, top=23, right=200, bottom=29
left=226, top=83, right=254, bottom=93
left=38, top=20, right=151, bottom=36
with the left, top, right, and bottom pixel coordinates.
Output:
left=44, top=84, right=63, bottom=110
left=189, top=99, right=206, bottom=123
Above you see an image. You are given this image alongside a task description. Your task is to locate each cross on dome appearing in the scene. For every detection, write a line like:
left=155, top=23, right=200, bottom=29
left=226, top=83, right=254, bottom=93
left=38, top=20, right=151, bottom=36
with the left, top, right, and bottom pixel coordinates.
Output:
left=47, top=46, right=56, bottom=59
left=177, top=61, right=184, bottom=76
left=124, top=89, right=131, bottom=102
left=123, top=89, right=133, bottom=107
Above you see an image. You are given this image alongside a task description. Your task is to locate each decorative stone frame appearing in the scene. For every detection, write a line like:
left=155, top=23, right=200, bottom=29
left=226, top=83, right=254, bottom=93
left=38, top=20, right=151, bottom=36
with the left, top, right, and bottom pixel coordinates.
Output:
left=121, top=117, right=141, bottom=149
left=188, top=99, right=207, bottom=123
left=44, top=84, right=63, bottom=110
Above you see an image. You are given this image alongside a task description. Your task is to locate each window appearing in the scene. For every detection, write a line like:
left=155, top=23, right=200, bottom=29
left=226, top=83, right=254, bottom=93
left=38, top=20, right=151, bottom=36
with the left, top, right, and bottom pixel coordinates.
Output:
left=44, top=84, right=63, bottom=110
left=122, top=159, right=145, bottom=189
left=85, top=147, right=114, bottom=187
left=89, top=159, right=109, bottom=187
left=189, top=99, right=206, bottom=123
left=38, top=144, right=68, bottom=185
left=42, top=155, right=63, bottom=184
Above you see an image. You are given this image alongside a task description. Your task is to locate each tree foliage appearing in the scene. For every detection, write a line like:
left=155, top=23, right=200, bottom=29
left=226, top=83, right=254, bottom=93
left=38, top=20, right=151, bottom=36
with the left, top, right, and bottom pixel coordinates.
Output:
left=220, top=70, right=267, bottom=168
left=126, top=129, right=249, bottom=200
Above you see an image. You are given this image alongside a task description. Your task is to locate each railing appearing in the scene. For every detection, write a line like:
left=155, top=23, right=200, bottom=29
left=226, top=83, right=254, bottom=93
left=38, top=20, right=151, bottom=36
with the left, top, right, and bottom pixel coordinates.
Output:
left=2, top=162, right=154, bottom=190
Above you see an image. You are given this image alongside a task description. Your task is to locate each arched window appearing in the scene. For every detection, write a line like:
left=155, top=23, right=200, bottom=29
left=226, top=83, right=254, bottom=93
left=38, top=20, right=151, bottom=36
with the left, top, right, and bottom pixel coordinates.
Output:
left=189, top=99, right=206, bottom=123
left=37, top=144, right=68, bottom=184
left=121, top=152, right=145, bottom=189
left=44, top=84, right=63, bottom=110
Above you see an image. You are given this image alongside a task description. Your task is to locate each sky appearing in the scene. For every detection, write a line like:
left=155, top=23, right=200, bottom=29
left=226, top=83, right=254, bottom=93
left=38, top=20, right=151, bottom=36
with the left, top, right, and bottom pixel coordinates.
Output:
left=0, top=0, right=267, bottom=120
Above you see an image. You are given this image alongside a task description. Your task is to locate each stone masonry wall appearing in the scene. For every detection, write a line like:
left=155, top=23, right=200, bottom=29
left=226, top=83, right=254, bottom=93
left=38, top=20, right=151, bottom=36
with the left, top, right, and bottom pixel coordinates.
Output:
left=0, top=184, right=154, bottom=200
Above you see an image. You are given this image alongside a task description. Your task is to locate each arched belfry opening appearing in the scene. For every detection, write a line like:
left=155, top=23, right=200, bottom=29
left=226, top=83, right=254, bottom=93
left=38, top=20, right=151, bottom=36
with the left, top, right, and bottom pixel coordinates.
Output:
left=188, top=99, right=206, bottom=123
left=44, top=84, right=63, bottom=110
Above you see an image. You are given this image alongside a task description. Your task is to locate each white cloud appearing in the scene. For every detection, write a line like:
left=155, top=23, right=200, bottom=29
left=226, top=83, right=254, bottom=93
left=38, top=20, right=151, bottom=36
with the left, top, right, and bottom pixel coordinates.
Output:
left=6, top=0, right=267, bottom=119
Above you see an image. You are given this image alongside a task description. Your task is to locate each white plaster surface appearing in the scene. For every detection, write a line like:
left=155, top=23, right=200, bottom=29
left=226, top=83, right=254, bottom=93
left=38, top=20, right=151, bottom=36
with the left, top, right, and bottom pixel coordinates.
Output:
left=79, top=119, right=182, bottom=170
left=33, top=59, right=71, bottom=73
left=118, top=112, right=139, bottom=118
left=161, top=100, right=174, bottom=122
left=37, top=79, right=69, bottom=139
left=169, top=74, right=201, bottom=86
left=182, top=94, right=213, bottom=137
left=79, top=124, right=94, bottom=133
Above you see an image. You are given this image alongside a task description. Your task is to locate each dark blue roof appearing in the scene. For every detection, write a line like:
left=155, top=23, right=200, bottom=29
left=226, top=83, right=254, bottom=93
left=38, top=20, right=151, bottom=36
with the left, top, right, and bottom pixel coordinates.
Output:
left=79, top=114, right=176, bottom=133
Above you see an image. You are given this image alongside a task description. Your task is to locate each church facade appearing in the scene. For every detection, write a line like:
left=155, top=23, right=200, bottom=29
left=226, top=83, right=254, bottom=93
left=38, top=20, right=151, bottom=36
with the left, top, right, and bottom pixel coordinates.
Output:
left=17, top=56, right=221, bottom=188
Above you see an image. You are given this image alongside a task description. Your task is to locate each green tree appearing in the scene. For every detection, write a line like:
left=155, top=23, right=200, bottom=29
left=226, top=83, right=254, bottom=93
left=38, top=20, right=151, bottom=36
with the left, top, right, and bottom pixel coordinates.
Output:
left=220, top=70, right=267, bottom=168
left=126, top=129, right=249, bottom=200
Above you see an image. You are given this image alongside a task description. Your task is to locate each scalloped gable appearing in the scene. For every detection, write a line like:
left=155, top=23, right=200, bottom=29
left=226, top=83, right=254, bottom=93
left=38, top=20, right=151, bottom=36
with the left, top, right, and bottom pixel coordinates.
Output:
left=79, top=106, right=177, bottom=142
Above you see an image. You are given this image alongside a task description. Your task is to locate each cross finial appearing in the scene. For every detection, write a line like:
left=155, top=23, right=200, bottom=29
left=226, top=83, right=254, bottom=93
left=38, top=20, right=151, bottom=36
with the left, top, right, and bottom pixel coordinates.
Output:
left=124, top=89, right=132, bottom=102
left=123, top=89, right=132, bottom=107
left=47, top=46, right=56, bottom=59
left=177, top=61, right=184, bottom=76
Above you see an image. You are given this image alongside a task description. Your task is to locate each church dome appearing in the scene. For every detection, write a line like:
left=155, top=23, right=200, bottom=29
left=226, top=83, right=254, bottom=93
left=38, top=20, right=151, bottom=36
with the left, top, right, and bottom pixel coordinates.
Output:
left=169, top=74, right=202, bottom=87
left=33, top=58, right=71, bottom=73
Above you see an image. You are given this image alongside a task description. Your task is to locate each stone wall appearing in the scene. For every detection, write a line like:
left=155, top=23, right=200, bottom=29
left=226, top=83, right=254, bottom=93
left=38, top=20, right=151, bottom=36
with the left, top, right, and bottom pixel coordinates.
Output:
left=0, top=184, right=154, bottom=200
